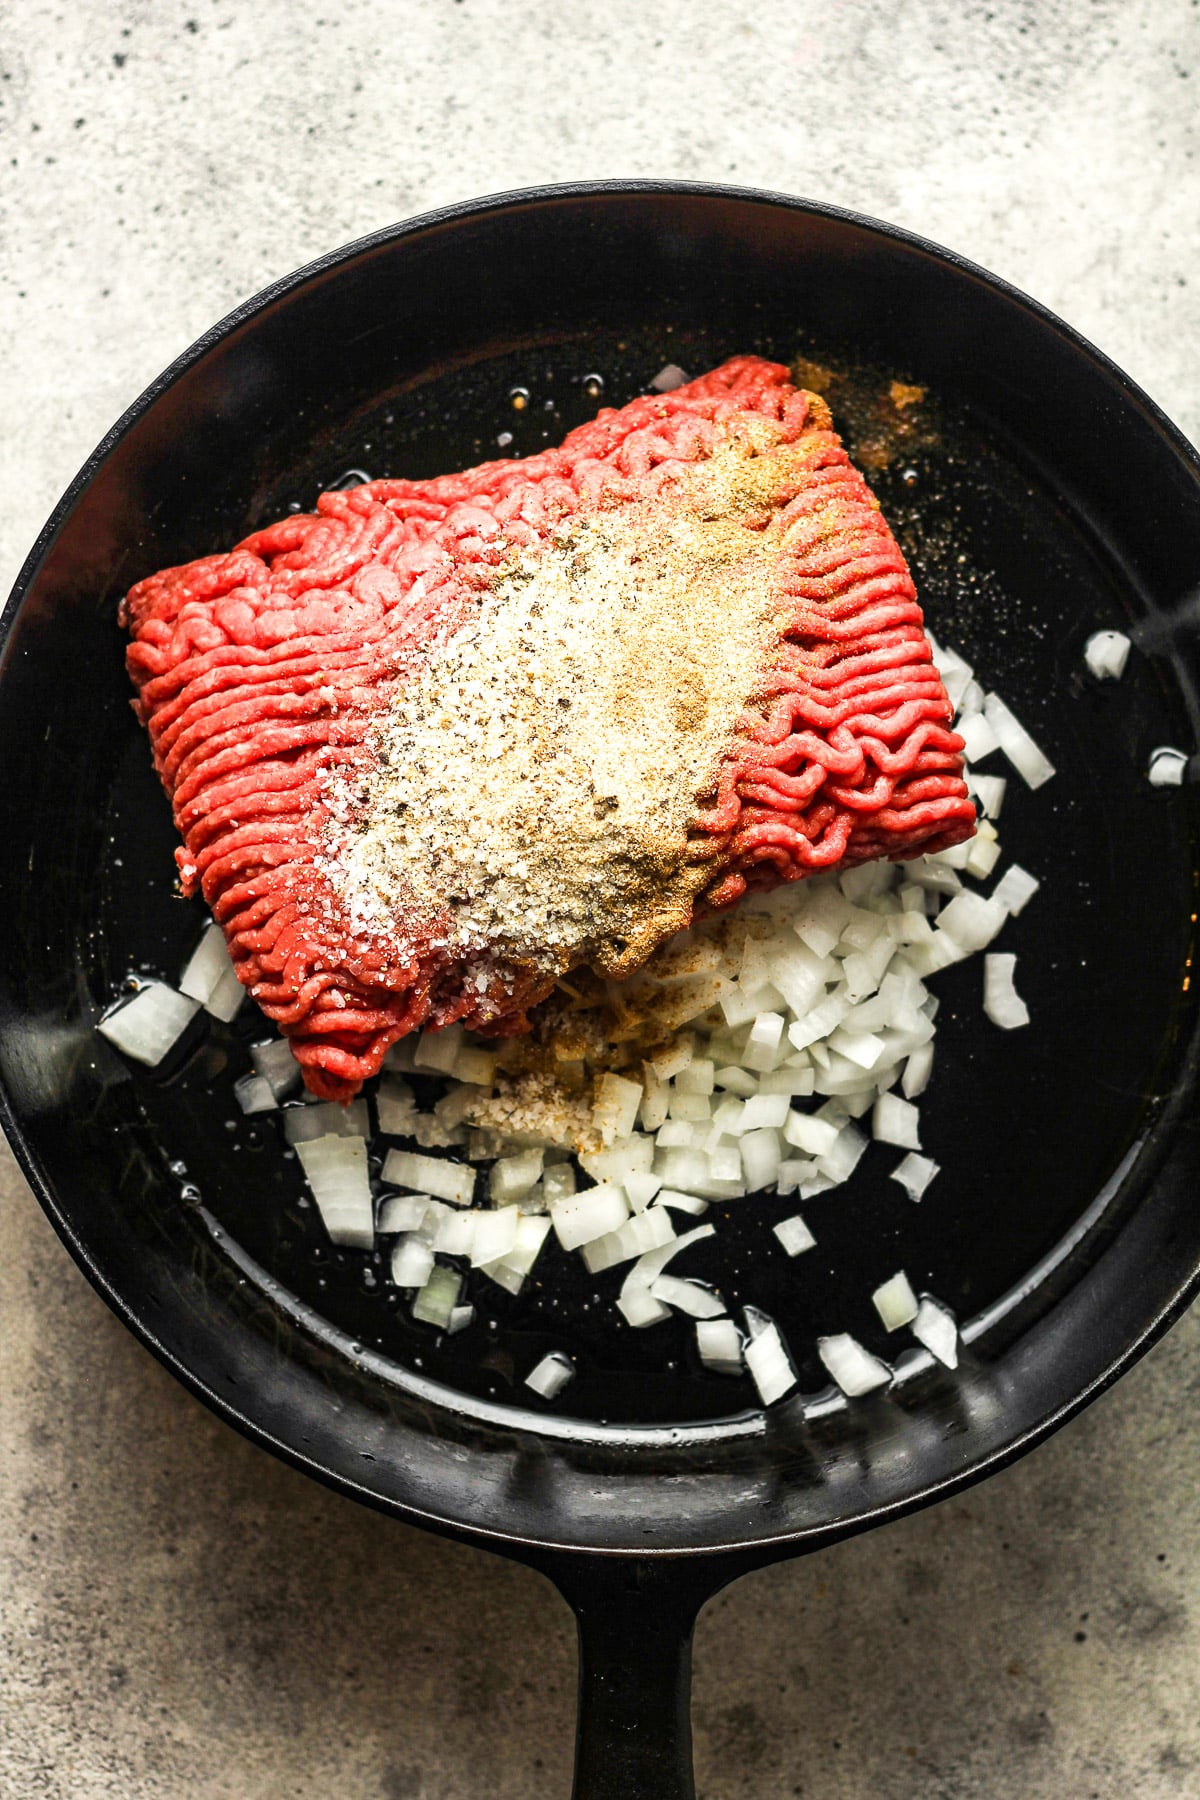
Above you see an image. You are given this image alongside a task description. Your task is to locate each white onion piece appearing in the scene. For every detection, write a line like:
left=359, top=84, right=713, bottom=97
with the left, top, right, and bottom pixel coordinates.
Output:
left=714, top=1065, right=758, bottom=1097
left=936, top=891, right=1008, bottom=953
left=98, top=981, right=200, bottom=1067
left=991, top=863, right=1040, bottom=916
left=413, top=1024, right=464, bottom=1075
left=695, top=1317, right=744, bottom=1374
left=675, top=1059, right=715, bottom=1096
left=983, top=692, right=1055, bottom=788
left=489, top=1149, right=544, bottom=1204
left=649, top=363, right=688, bottom=392
left=295, top=1134, right=373, bottom=1248
left=740, top=1128, right=782, bottom=1190
left=890, top=1151, right=940, bottom=1202
left=623, top=1223, right=715, bottom=1299
left=743, top=1011, right=785, bottom=1071
left=177, top=922, right=244, bottom=1020
left=873, top=1271, right=919, bottom=1330
left=1148, top=746, right=1189, bottom=787
left=594, top=1073, right=644, bottom=1144
left=391, top=1235, right=435, bottom=1288
left=956, top=712, right=1000, bottom=764
left=913, top=1295, right=959, bottom=1367
left=650, top=1274, right=726, bottom=1318
left=581, top=1203, right=675, bottom=1273
left=872, top=1094, right=921, bottom=1150
left=1084, top=630, right=1131, bottom=680
left=377, top=1193, right=430, bottom=1234
left=381, top=1150, right=475, bottom=1207
left=818, top=1332, right=892, bottom=1396
left=648, top=1037, right=694, bottom=1080
left=783, top=1111, right=840, bottom=1156
left=285, top=1098, right=370, bottom=1145
left=773, top=1214, right=816, bottom=1256
left=447, top=1304, right=475, bottom=1335
left=968, top=772, right=1007, bottom=818
left=901, top=1041, right=934, bottom=1099
left=743, top=1309, right=797, bottom=1406
left=737, top=1093, right=790, bottom=1132
left=984, top=953, right=1030, bottom=1029
left=817, top=1121, right=868, bottom=1184
left=655, top=1187, right=710, bottom=1216
left=624, top=1170, right=663, bottom=1212
left=543, top=1163, right=577, bottom=1205
left=551, top=1183, right=628, bottom=1251
left=452, top=1045, right=496, bottom=1087
left=412, top=1264, right=463, bottom=1327
left=525, top=1351, right=575, bottom=1400
left=248, top=1037, right=301, bottom=1100
left=468, top=1205, right=521, bottom=1268
left=616, top=1285, right=672, bottom=1328
left=376, top=1075, right=420, bottom=1136
left=234, top=1072, right=277, bottom=1115
left=965, top=831, right=1002, bottom=881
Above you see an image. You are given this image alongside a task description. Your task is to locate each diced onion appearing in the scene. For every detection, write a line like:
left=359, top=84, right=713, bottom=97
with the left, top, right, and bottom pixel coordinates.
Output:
left=872, top=1094, right=921, bottom=1150
left=525, top=1351, right=576, bottom=1399
left=890, top=1151, right=940, bottom=1202
left=412, top=1264, right=463, bottom=1328
left=983, top=953, right=1030, bottom=1029
left=772, top=1213, right=816, bottom=1257
left=381, top=1149, right=475, bottom=1207
left=743, top=1308, right=797, bottom=1406
left=983, top=691, right=1055, bottom=789
left=649, top=363, right=688, bottom=392
left=391, top=1235, right=435, bottom=1288
left=284, top=1098, right=370, bottom=1145
left=696, top=1317, right=744, bottom=1374
left=489, top=1149, right=544, bottom=1204
left=97, top=981, right=200, bottom=1067
left=295, top=1134, right=374, bottom=1248
left=1148, top=746, right=1189, bottom=787
left=551, top=1183, right=628, bottom=1250
left=991, top=863, right=1039, bottom=916
left=873, top=1270, right=919, bottom=1330
left=413, top=1024, right=464, bottom=1075
left=178, top=921, right=245, bottom=1021
left=650, top=1274, right=726, bottom=1318
left=249, top=1037, right=301, bottom=1100
left=377, top=1193, right=430, bottom=1234
left=234, top=1072, right=277, bottom=1115
left=913, top=1295, right=959, bottom=1367
left=593, top=1072, right=644, bottom=1144
left=817, top=1332, right=892, bottom=1396
left=1084, top=630, right=1131, bottom=681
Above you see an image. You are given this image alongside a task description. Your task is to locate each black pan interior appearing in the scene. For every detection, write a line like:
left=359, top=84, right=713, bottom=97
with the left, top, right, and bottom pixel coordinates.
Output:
left=4, top=187, right=1200, bottom=1555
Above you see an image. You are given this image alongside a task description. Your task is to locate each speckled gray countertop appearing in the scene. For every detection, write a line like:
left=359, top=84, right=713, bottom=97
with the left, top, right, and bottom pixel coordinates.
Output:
left=2, top=4, right=1199, bottom=1796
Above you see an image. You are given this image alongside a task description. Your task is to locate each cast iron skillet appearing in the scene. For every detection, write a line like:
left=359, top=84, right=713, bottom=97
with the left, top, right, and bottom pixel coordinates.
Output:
left=4, top=183, right=1200, bottom=1796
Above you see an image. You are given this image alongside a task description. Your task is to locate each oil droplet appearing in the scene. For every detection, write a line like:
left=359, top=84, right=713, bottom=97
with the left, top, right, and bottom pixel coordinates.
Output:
left=496, top=430, right=513, bottom=449
left=168, top=1159, right=188, bottom=1178
left=901, top=467, right=919, bottom=487
left=582, top=372, right=604, bottom=399
left=509, top=386, right=530, bottom=412
left=179, top=1182, right=201, bottom=1206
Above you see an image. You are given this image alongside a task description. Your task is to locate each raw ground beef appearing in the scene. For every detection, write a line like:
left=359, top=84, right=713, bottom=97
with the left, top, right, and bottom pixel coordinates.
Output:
left=121, top=356, right=973, bottom=1099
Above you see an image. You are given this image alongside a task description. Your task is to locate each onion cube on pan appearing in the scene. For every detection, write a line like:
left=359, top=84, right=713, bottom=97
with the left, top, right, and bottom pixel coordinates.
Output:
left=818, top=1332, right=892, bottom=1397
left=525, top=1351, right=576, bottom=1401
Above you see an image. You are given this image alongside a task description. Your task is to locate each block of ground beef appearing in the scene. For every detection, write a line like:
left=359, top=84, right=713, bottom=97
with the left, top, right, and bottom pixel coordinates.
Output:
left=121, top=355, right=973, bottom=1100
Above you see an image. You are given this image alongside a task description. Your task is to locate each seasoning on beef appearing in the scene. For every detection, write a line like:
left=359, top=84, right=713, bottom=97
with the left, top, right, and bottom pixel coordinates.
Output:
left=120, top=356, right=974, bottom=1101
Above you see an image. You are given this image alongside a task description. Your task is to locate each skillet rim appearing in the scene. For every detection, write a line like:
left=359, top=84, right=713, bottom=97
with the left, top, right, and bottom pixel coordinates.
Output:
left=4, top=177, right=1200, bottom=1560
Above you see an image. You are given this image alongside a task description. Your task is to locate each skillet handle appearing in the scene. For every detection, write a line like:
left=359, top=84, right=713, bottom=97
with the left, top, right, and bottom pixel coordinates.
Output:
left=551, top=1557, right=730, bottom=1800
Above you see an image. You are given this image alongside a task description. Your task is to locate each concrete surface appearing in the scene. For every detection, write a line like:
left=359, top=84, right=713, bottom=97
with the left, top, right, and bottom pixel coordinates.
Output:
left=2, top=2, right=1199, bottom=1795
